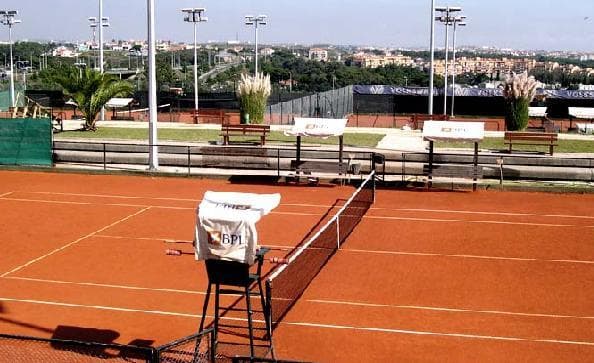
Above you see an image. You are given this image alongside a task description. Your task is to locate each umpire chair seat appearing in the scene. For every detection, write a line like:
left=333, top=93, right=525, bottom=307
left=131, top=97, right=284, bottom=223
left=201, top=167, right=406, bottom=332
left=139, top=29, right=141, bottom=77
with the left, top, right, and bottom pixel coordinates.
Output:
left=198, top=248, right=273, bottom=360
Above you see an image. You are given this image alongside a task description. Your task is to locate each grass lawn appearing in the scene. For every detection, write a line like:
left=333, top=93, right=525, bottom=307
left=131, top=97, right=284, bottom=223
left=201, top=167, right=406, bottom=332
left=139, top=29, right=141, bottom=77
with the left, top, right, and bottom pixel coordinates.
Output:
left=436, top=138, right=594, bottom=153
left=57, top=127, right=385, bottom=148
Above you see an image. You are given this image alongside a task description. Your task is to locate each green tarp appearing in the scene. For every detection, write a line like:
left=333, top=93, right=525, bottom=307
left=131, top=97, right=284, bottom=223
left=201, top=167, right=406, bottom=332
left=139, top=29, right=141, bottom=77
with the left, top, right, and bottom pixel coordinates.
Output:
left=0, top=118, right=53, bottom=166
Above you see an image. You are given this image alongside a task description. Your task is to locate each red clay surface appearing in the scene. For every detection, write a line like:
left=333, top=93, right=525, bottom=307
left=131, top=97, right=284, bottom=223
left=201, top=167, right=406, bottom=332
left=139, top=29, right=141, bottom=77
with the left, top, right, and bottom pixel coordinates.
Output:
left=0, top=170, right=593, bottom=362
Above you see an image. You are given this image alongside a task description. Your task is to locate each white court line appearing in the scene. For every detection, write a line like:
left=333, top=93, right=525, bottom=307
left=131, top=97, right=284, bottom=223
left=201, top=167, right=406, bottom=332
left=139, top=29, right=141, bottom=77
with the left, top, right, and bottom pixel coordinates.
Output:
left=367, top=215, right=573, bottom=228
left=386, top=208, right=536, bottom=217
left=5, top=276, right=594, bottom=321
left=0, top=206, right=152, bottom=278
left=307, top=299, right=594, bottom=320
left=30, top=191, right=198, bottom=202
left=343, top=248, right=594, bottom=265
left=29, top=191, right=335, bottom=209
left=1, top=296, right=593, bottom=347
left=95, top=235, right=294, bottom=250
left=1, top=197, right=91, bottom=206
left=4, top=276, right=203, bottom=296
left=14, top=191, right=594, bottom=220
left=283, top=321, right=594, bottom=347
left=0, top=191, right=14, bottom=198
left=5, top=194, right=593, bottom=227
left=91, top=234, right=594, bottom=265
left=2, top=195, right=324, bottom=216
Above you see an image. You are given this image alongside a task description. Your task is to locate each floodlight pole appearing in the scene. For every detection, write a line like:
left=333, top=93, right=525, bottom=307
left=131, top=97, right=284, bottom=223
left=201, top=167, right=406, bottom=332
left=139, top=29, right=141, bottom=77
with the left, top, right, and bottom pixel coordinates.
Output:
left=435, top=6, right=462, bottom=115
left=8, top=18, right=15, bottom=108
left=245, top=15, right=267, bottom=75
left=90, top=3, right=109, bottom=121
left=147, top=0, right=158, bottom=170
left=1, top=10, right=21, bottom=108
left=443, top=16, right=450, bottom=115
left=451, top=19, right=466, bottom=117
left=182, top=8, right=207, bottom=114
left=428, top=0, right=436, bottom=115
left=99, top=0, right=105, bottom=120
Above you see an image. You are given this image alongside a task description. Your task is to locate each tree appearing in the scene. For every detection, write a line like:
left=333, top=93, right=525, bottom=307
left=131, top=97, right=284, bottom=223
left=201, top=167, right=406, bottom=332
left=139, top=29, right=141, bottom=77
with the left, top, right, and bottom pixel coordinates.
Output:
left=49, top=67, right=133, bottom=130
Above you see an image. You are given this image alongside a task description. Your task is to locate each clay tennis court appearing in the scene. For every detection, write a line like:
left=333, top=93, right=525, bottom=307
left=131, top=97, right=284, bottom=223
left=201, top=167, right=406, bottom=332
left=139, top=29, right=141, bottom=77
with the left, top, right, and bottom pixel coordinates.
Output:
left=0, top=170, right=593, bottom=362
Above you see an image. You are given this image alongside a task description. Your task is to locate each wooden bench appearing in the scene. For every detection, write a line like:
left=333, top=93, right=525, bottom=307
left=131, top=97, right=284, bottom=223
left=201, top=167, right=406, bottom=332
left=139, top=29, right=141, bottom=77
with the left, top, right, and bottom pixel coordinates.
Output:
left=423, top=164, right=483, bottom=191
left=220, top=124, right=270, bottom=145
left=423, top=164, right=483, bottom=179
left=504, top=131, right=558, bottom=156
left=290, top=160, right=349, bottom=175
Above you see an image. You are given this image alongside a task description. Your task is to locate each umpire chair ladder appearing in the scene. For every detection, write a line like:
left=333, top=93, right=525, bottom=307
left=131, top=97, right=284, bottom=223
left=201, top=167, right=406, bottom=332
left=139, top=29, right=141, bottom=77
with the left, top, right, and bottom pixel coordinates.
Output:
left=198, top=248, right=274, bottom=361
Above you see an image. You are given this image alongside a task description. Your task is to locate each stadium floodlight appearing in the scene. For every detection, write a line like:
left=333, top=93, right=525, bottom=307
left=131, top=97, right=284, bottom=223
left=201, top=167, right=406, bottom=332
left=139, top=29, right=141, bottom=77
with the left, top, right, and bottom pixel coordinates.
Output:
left=245, top=15, right=267, bottom=75
left=182, top=8, right=207, bottom=114
left=435, top=6, right=463, bottom=115
left=450, top=17, right=467, bottom=117
left=1, top=9, right=21, bottom=108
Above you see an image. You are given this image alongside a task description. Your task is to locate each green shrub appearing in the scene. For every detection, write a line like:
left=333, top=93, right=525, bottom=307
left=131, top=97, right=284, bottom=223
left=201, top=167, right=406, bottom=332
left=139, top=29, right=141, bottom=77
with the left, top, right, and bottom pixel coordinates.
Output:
left=504, top=97, right=530, bottom=131
left=237, top=72, right=271, bottom=124
left=502, top=72, right=537, bottom=131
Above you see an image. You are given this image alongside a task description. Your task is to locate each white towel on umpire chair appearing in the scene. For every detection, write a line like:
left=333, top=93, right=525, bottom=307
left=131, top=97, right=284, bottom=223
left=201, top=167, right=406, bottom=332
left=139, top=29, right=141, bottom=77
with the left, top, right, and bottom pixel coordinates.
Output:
left=195, top=191, right=281, bottom=265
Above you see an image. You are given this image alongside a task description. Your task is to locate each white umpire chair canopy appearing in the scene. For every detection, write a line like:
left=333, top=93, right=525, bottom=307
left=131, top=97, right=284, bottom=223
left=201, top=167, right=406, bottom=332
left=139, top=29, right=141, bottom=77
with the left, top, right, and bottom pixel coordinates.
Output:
left=194, top=191, right=281, bottom=265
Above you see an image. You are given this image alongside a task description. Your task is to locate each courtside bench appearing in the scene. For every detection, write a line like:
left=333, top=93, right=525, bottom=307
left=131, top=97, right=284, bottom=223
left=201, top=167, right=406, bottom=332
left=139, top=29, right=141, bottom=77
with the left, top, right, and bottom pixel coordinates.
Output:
left=504, top=131, right=558, bottom=156
left=423, top=164, right=483, bottom=181
left=220, top=124, right=271, bottom=145
left=290, top=160, right=349, bottom=175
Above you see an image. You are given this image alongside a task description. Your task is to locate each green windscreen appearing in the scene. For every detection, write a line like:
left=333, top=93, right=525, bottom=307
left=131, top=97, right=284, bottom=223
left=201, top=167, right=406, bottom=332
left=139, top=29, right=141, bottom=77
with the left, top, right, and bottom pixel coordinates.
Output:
left=0, top=118, right=53, bottom=166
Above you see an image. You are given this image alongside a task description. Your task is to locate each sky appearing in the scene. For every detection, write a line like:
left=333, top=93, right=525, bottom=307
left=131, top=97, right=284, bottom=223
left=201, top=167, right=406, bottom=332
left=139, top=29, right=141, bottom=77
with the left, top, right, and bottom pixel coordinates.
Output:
left=1, top=0, right=593, bottom=52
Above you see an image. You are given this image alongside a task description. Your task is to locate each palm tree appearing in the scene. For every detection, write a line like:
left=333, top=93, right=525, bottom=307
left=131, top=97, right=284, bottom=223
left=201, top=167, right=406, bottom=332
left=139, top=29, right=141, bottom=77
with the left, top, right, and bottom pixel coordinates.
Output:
left=51, top=67, right=133, bottom=130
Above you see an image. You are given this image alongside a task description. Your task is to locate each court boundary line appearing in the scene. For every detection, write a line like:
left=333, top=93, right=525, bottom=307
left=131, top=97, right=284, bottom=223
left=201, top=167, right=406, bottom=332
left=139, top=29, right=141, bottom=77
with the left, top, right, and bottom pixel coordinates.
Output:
left=0, top=196, right=324, bottom=217
left=306, top=299, right=594, bottom=320
left=3, top=195, right=592, bottom=228
left=89, top=235, right=594, bottom=265
left=5, top=191, right=594, bottom=221
left=342, top=248, right=594, bottom=265
left=284, top=321, right=594, bottom=347
left=0, top=191, right=13, bottom=198
left=25, top=191, right=336, bottom=209
left=1, top=296, right=593, bottom=347
left=0, top=206, right=153, bottom=278
left=4, top=276, right=594, bottom=321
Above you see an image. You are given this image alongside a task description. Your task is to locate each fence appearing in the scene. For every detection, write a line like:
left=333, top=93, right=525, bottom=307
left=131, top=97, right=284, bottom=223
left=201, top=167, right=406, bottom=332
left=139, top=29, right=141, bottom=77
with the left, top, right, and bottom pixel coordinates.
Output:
left=0, top=118, right=53, bottom=166
left=266, top=86, right=353, bottom=125
left=0, top=85, right=25, bottom=111
left=52, top=141, right=379, bottom=179
left=0, top=329, right=215, bottom=363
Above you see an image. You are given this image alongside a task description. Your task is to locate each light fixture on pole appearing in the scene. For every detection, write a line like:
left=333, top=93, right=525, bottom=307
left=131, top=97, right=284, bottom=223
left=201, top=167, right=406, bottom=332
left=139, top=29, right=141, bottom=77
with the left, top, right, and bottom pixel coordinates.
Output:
left=428, top=0, right=436, bottom=115
left=74, top=60, right=87, bottom=79
left=182, top=7, right=207, bottom=114
left=87, top=16, right=110, bottom=69
left=450, top=17, right=466, bottom=117
left=245, top=15, right=267, bottom=75
left=435, top=6, right=461, bottom=115
left=0, top=10, right=21, bottom=108
left=147, top=0, right=158, bottom=170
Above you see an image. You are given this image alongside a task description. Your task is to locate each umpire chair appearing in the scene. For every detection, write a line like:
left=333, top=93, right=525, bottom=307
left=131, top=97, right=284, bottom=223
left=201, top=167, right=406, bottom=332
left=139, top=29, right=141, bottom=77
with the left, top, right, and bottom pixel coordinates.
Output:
left=198, top=248, right=274, bottom=360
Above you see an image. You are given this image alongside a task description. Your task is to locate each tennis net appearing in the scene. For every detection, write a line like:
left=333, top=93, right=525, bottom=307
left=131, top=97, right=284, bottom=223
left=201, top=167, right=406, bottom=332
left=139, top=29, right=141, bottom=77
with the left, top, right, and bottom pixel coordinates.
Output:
left=265, top=171, right=376, bottom=326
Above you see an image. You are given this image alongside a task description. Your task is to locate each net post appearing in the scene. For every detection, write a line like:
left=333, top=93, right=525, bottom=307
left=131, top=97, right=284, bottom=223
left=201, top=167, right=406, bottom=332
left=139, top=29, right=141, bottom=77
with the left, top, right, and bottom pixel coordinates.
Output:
left=265, top=280, right=276, bottom=359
